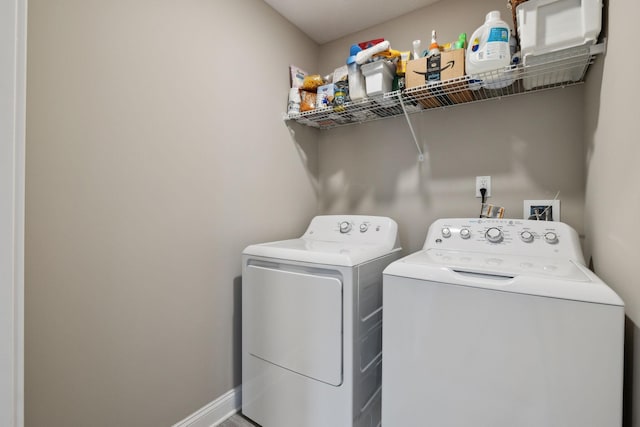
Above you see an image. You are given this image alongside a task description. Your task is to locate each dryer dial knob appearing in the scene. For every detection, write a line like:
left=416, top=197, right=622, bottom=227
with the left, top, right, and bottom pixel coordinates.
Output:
left=460, top=228, right=471, bottom=239
left=339, top=221, right=352, bottom=234
left=441, top=227, right=452, bottom=238
left=520, top=231, right=534, bottom=243
left=485, top=227, right=503, bottom=243
left=360, top=223, right=369, bottom=233
left=544, top=232, right=558, bottom=244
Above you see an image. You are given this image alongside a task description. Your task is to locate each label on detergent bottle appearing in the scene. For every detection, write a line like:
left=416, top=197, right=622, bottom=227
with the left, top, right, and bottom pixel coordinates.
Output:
left=485, top=27, right=510, bottom=61
left=487, top=27, right=509, bottom=42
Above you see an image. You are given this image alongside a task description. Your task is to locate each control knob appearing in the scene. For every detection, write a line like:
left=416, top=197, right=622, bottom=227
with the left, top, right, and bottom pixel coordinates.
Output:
left=360, top=223, right=369, bottom=233
left=544, top=232, right=558, bottom=244
left=441, top=227, right=452, bottom=238
left=520, top=231, right=534, bottom=243
left=339, top=221, right=352, bottom=234
left=485, top=227, right=503, bottom=243
left=460, top=228, right=471, bottom=239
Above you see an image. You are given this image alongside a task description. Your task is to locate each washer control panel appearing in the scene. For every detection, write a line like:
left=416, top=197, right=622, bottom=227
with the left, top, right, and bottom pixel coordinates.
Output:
left=426, top=218, right=584, bottom=262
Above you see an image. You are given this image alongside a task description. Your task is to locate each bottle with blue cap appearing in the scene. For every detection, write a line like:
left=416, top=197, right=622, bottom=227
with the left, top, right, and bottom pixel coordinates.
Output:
left=466, top=11, right=515, bottom=89
left=347, top=44, right=367, bottom=101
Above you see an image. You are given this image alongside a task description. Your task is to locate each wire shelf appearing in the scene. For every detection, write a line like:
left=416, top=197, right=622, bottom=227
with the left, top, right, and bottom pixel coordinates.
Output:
left=284, top=43, right=604, bottom=130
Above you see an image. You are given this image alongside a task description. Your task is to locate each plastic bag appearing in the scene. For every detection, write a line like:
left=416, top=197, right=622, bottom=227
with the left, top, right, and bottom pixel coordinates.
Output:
left=290, top=65, right=307, bottom=89
left=301, top=75, right=324, bottom=91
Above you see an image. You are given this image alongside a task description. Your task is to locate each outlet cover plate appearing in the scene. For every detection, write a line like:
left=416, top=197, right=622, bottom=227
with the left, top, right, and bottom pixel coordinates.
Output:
left=523, top=199, right=560, bottom=221
left=475, top=176, right=491, bottom=198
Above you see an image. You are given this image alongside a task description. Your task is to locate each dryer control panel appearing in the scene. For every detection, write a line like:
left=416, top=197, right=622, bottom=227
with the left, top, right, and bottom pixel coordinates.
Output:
left=424, top=218, right=585, bottom=264
left=302, top=215, right=400, bottom=249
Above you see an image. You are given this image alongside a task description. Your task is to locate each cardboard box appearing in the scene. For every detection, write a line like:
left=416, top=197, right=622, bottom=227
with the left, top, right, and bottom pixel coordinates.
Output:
left=406, top=49, right=473, bottom=107
left=406, top=56, right=441, bottom=108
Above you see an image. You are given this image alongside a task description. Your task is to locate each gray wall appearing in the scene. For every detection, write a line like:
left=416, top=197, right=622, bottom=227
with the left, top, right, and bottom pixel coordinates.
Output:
left=316, top=0, right=586, bottom=253
left=25, top=1, right=318, bottom=426
left=584, top=0, right=640, bottom=425
left=26, top=0, right=639, bottom=426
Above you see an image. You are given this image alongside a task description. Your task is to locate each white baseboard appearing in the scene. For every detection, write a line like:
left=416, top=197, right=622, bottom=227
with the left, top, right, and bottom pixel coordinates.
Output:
left=172, top=386, right=241, bottom=427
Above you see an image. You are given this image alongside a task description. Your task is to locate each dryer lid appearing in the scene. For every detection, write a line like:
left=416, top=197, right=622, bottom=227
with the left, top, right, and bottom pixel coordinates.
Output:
left=243, top=215, right=401, bottom=267
left=384, top=249, right=623, bottom=306
left=244, top=238, right=399, bottom=267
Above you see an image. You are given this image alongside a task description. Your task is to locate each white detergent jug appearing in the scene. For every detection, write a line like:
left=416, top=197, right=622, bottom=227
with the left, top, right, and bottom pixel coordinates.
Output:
left=466, top=11, right=516, bottom=89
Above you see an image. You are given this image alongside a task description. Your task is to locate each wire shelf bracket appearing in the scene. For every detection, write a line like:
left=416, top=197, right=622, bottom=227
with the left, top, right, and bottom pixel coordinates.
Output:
left=398, top=93, right=424, bottom=162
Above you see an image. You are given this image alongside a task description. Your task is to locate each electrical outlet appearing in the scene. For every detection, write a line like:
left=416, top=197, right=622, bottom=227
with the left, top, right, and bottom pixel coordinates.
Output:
left=523, top=199, right=560, bottom=221
left=475, top=176, right=491, bottom=198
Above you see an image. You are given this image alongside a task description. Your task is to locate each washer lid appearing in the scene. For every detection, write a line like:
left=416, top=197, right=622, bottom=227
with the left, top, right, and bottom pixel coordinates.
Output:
left=384, top=249, right=623, bottom=306
left=244, top=238, right=399, bottom=267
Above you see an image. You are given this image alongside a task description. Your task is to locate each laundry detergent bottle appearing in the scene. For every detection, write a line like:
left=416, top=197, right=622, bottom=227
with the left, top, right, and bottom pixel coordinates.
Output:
left=466, top=10, right=515, bottom=89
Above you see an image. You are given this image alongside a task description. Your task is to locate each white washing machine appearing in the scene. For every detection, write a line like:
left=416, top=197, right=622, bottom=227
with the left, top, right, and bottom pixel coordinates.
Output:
left=382, top=218, right=624, bottom=427
left=242, top=215, right=402, bottom=427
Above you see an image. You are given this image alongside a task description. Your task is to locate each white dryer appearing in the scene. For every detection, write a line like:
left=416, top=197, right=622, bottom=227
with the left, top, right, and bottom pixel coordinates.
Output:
left=242, top=215, right=401, bottom=427
left=382, top=218, right=624, bottom=427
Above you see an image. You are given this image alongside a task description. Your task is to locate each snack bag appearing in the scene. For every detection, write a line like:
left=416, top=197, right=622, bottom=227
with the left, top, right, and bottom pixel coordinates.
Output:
left=300, top=90, right=316, bottom=112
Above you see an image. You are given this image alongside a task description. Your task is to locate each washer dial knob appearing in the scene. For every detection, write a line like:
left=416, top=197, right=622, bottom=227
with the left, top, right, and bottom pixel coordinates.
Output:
left=441, top=227, right=452, bottom=238
left=360, top=223, right=369, bottom=233
left=339, top=221, right=352, bottom=234
left=460, top=228, right=471, bottom=239
left=485, top=227, right=504, bottom=243
left=520, top=231, right=534, bottom=243
left=544, top=232, right=558, bottom=244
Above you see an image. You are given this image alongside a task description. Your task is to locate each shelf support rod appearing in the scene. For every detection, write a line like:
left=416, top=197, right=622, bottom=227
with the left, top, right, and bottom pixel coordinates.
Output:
left=398, top=94, right=425, bottom=162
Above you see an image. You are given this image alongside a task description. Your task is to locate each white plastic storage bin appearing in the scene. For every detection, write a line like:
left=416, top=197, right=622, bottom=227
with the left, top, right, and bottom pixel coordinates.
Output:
left=517, top=0, right=602, bottom=57
left=361, top=60, right=395, bottom=97
left=517, top=0, right=602, bottom=90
